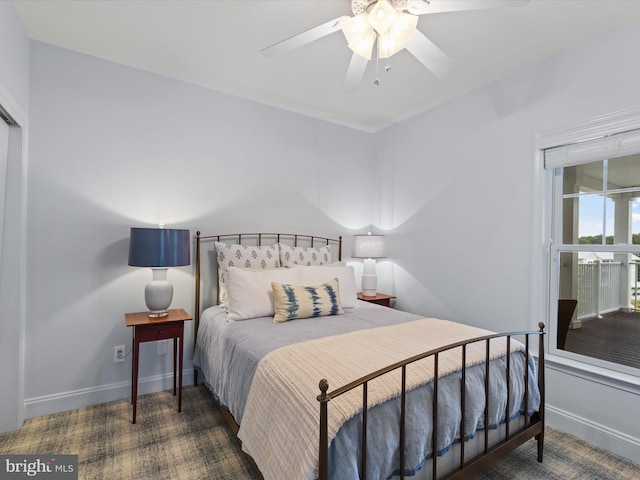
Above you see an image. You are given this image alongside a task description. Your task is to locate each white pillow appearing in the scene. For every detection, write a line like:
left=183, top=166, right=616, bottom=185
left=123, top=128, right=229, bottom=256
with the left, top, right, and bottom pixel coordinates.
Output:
left=295, top=265, right=358, bottom=308
left=215, top=242, right=280, bottom=309
left=226, top=266, right=299, bottom=321
left=279, top=243, right=332, bottom=266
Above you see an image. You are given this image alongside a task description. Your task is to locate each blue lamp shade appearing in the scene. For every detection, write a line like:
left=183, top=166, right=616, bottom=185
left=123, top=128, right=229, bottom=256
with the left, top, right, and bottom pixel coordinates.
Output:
left=128, top=228, right=190, bottom=267
left=128, top=228, right=190, bottom=317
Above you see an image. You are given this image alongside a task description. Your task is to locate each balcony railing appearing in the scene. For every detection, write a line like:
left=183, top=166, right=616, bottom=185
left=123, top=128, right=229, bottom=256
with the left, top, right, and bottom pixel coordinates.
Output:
left=577, top=261, right=639, bottom=320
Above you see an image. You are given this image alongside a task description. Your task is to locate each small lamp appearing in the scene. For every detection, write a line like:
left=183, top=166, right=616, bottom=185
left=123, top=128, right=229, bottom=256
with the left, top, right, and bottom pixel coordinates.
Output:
left=128, top=227, right=190, bottom=317
left=352, top=232, right=387, bottom=297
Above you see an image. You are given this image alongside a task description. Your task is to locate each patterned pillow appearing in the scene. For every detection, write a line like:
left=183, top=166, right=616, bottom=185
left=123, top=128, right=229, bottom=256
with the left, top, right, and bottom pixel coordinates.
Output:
left=278, top=243, right=332, bottom=266
left=215, top=242, right=280, bottom=309
left=271, top=278, right=344, bottom=323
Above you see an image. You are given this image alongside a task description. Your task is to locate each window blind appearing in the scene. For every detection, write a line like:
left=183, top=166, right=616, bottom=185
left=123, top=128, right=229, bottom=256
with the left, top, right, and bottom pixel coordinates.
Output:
left=544, top=128, right=640, bottom=169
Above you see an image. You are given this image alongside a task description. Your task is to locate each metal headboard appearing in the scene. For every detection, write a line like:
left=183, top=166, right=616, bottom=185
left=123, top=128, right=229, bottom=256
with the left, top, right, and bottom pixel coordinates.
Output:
left=193, top=232, right=343, bottom=336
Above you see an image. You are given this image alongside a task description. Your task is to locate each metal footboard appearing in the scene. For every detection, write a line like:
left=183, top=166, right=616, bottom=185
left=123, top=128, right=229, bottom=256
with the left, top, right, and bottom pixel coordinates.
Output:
left=318, top=323, right=546, bottom=480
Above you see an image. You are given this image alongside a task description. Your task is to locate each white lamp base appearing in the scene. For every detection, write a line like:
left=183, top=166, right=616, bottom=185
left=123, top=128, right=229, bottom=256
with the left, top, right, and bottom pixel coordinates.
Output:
left=361, top=279, right=377, bottom=297
left=145, top=268, right=173, bottom=317
left=362, top=258, right=378, bottom=297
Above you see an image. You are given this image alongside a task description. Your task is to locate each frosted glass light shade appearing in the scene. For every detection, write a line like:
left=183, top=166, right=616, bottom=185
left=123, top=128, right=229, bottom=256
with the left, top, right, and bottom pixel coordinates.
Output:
left=368, top=0, right=398, bottom=35
left=378, top=13, right=418, bottom=58
left=343, top=14, right=376, bottom=60
left=390, top=13, right=418, bottom=44
left=343, top=5, right=419, bottom=61
left=343, top=14, right=371, bottom=44
left=378, top=31, right=404, bottom=58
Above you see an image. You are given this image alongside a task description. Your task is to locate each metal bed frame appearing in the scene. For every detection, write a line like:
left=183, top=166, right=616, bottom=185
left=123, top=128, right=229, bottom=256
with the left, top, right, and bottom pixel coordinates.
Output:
left=193, top=231, right=545, bottom=480
left=317, top=325, right=546, bottom=480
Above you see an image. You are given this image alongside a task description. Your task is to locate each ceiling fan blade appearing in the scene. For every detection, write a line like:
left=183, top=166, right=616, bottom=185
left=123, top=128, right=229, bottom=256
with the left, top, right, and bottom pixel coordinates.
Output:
left=406, top=0, right=529, bottom=15
left=261, top=16, right=350, bottom=57
left=403, top=31, right=453, bottom=78
left=342, top=53, right=368, bottom=93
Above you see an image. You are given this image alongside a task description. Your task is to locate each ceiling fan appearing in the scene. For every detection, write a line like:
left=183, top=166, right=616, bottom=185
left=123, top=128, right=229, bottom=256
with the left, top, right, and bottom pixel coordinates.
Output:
left=261, top=0, right=529, bottom=92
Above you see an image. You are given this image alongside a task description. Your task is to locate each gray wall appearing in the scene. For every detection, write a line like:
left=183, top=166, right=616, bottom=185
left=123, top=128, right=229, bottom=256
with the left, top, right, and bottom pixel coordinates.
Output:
left=0, top=1, right=29, bottom=433
left=0, top=2, right=29, bottom=110
left=25, top=41, right=374, bottom=416
left=374, top=21, right=640, bottom=461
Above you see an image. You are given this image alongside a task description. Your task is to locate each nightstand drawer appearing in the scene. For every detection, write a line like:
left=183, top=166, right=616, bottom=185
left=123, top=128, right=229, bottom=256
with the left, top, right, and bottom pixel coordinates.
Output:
left=136, top=323, right=182, bottom=342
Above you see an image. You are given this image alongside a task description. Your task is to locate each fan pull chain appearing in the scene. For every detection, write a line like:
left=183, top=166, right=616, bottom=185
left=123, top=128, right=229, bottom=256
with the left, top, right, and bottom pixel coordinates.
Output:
left=374, top=35, right=381, bottom=86
left=374, top=35, right=392, bottom=86
left=385, top=39, right=391, bottom=72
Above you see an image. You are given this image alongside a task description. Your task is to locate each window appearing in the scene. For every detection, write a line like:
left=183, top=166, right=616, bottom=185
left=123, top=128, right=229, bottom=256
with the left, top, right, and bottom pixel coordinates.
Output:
left=546, top=127, right=640, bottom=377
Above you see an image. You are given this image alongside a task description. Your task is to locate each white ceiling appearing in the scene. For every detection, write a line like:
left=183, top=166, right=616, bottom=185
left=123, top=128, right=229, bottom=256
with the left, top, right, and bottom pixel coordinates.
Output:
left=12, top=0, right=640, bottom=132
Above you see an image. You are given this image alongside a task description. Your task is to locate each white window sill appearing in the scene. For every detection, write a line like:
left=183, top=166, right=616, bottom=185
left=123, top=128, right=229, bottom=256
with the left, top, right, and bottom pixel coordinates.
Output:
left=545, top=353, right=640, bottom=395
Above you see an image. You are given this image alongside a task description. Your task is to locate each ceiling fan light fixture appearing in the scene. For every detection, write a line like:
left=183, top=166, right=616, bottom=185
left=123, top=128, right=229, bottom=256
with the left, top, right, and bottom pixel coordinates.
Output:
left=377, top=31, right=404, bottom=58
left=390, top=13, right=418, bottom=44
left=342, top=14, right=372, bottom=43
left=348, top=34, right=376, bottom=60
left=261, top=0, right=529, bottom=92
left=343, top=14, right=376, bottom=60
left=378, top=12, right=418, bottom=58
left=367, top=0, right=398, bottom=34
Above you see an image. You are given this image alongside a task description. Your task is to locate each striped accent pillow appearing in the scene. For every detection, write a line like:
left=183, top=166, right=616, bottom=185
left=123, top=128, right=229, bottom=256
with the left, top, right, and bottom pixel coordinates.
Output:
left=271, top=278, right=344, bottom=323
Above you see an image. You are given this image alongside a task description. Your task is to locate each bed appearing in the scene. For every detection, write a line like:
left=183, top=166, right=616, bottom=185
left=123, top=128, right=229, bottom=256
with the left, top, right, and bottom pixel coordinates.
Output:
left=192, top=232, right=545, bottom=480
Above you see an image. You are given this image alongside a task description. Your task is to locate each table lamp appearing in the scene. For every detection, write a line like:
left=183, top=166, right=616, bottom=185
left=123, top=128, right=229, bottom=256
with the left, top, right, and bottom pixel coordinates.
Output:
left=128, top=227, right=190, bottom=317
left=352, top=232, right=387, bottom=297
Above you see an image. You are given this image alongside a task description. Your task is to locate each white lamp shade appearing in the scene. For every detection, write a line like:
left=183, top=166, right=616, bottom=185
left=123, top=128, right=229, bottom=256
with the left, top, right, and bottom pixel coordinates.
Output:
left=353, top=234, right=387, bottom=297
left=352, top=234, right=387, bottom=259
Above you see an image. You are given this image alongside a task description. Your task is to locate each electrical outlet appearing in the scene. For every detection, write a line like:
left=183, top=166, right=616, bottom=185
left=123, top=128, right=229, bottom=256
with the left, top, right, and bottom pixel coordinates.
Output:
left=113, top=345, right=126, bottom=363
left=157, top=340, right=168, bottom=355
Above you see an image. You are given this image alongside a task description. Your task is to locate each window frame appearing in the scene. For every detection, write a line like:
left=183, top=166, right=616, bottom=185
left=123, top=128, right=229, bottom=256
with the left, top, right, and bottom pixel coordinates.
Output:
left=536, top=107, right=640, bottom=392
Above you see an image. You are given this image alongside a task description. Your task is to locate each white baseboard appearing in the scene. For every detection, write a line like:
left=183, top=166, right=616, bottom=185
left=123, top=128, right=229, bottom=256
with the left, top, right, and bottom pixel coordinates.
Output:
left=546, top=404, right=640, bottom=464
left=24, top=370, right=195, bottom=420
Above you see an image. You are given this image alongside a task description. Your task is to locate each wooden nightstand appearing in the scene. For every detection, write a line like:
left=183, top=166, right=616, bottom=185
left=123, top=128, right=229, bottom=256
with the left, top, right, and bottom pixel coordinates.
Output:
left=125, top=308, right=192, bottom=424
left=357, top=292, right=396, bottom=307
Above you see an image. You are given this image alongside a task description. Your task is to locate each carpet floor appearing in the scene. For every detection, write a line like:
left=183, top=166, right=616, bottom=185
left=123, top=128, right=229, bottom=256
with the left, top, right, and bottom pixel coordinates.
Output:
left=1, top=385, right=638, bottom=479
